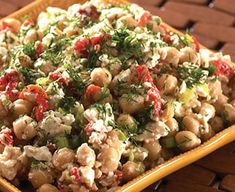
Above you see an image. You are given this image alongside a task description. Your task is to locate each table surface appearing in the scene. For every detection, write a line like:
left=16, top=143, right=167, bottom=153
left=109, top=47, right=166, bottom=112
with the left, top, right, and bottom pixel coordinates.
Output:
left=1, top=0, right=235, bottom=192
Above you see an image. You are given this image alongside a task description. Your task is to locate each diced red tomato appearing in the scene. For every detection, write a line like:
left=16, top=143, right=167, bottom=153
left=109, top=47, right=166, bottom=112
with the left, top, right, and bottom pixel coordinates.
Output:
left=85, top=122, right=94, bottom=137
left=137, top=12, right=151, bottom=27
left=212, top=59, right=234, bottom=79
left=0, top=128, right=13, bottom=146
left=192, top=36, right=200, bottom=52
left=70, top=167, right=81, bottom=183
left=85, top=84, right=101, bottom=104
left=19, top=85, right=48, bottom=121
left=23, top=18, right=34, bottom=27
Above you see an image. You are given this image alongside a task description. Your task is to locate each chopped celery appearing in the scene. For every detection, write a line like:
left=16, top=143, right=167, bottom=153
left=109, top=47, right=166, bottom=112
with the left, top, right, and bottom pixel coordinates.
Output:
left=116, top=129, right=127, bottom=142
left=179, top=87, right=196, bottom=105
left=36, top=77, right=49, bottom=85
left=53, top=135, right=70, bottom=149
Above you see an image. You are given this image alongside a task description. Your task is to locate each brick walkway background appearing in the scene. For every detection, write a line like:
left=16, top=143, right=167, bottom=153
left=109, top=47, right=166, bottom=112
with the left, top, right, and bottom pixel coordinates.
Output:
left=1, top=0, right=235, bottom=192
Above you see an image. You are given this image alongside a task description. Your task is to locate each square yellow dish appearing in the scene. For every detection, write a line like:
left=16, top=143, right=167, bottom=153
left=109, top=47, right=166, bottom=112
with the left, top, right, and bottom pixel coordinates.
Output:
left=0, top=0, right=235, bottom=192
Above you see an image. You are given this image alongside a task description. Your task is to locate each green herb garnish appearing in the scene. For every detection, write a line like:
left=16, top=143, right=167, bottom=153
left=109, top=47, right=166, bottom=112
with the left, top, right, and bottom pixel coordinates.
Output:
left=178, top=62, right=208, bottom=88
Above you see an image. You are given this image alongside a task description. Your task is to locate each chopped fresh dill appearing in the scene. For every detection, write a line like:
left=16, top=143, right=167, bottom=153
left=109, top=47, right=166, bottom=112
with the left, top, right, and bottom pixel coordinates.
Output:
left=178, top=62, right=208, bottom=88
left=58, top=96, right=76, bottom=112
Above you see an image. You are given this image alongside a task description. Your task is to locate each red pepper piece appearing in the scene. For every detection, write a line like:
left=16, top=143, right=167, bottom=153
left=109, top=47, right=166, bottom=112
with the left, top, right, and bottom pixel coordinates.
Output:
left=0, top=21, right=13, bottom=32
left=147, top=87, right=161, bottom=117
left=85, top=122, right=94, bottom=137
left=23, top=18, right=34, bottom=27
left=192, top=36, right=200, bottom=52
left=49, top=72, right=66, bottom=85
left=137, top=12, right=151, bottom=26
left=0, top=128, right=13, bottom=146
left=70, top=167, right=81, bottom=183
left=74, top=38, right=89, bottom=57
left=85, top=84, right=101, bottom=104
left=212, top=59, right=234, bottom=79
left=90, top=35, right=103, bottom=46
left=19, top=85, right=48, bottom=121
left=136, top=64, right=153, bottom=83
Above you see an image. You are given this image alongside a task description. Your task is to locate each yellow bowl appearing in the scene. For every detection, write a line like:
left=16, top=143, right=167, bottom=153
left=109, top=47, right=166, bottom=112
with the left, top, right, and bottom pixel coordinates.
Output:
left=0, top=0, right=235, bottom=191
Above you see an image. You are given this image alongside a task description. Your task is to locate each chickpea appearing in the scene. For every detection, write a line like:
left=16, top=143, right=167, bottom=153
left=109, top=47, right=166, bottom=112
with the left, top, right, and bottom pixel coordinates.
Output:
left=116, top=14, right=137, bottom=29
left=38, top=60, right=56, bottom=75
left=161, top=148, right=174, bottom=161
left=199, top=103, right=215, bottom=121
left=209, top=116, right=224, bottom=133
left=13, top=115, right=37, bottom=140
left=214, top=94, right=228, bottom=114
left=0, top=100, right=8, bottom=118
left=165, top=118, right=178, bottom=137
left=119, top=94, right=145, bottom=114
left=1, top=18, right=21, bottom=33
left=117, top=114, right=136, bottom=128
left=37, top=184, right=59, bottom=192
left=161, top=47, right=180, bottom=66
left=143, top=140, right=162, bottom=161
left=52, top=148, right=75, bottom=171
left=79, top=166, right=95, bottom=187
left=179, top=47, right=198, bottom=64
left=152, top=23, right=165, bottom=34
left=122, top=161, right=145, bottom=182
left=76, top=143, right=96, bottom=167
left=98, top=147, right=120, bottom=174
left=64, top=22, right=80, bottom=37
left=12, top=99, right=33, bottom=119
left=156, top=74, right=178, bottom=94
left=24, top=29, right=38, bottom=44
left=90, top=68, right=112, bottom=87
left=28, top=168, right=53, bottom=189
left=110, top=69, right=131, bottom=91
left=182, top=115, right=200, bottom=136
left=224, top=104, right=235, bottom=122
left=175, top=131, right=201, bottom=151
left=208, top=79, right=223, bottom=100
left=161, top=101, right=175, bottom=121
left=101, top=61, right=121, bottom=76
left=18, top=54, right=32, bottom=68
left=200, top=125, right=215, bottom=142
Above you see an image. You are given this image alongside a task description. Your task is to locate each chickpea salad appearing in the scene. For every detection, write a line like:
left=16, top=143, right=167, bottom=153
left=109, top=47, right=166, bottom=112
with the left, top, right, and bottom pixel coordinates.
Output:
left=0, top=0, right=234, bottom=191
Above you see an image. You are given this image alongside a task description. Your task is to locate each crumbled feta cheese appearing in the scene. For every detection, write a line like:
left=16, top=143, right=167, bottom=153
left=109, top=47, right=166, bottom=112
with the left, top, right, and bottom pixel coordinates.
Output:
left=24, top=146, right=52, bottom=162
left=40, top=110, right=75, bottom=136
